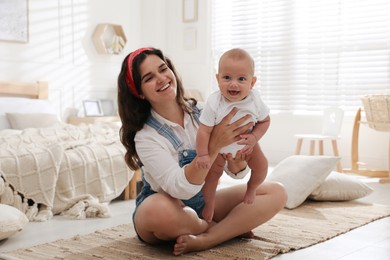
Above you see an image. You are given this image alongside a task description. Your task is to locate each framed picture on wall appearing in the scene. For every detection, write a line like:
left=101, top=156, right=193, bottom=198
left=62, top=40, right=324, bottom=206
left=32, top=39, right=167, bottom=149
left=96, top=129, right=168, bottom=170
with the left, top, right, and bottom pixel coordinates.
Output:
left=182, top=0, right=198, bottom=23
left=0, top=0, right=29, bottom=43
left=83, top=99, right=103, bottom=116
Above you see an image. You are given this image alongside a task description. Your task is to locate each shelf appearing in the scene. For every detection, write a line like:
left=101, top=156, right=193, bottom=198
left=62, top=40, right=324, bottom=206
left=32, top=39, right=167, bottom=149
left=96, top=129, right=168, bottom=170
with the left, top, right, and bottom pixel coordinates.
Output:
left=68, top=116, right=120, bottom=125
left=92, top=23, right=127, bottom=55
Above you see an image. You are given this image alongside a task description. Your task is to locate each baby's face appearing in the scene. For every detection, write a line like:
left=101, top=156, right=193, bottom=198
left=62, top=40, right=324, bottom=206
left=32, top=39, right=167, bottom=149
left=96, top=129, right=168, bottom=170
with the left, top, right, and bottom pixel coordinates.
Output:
left=216, top=57, right=256, bottom=102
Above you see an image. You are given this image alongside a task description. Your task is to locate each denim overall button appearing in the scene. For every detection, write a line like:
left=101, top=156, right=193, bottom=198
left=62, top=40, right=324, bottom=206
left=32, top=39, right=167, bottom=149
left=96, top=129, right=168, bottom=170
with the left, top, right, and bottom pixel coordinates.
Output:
left=183, top=151, right=188, bottom=157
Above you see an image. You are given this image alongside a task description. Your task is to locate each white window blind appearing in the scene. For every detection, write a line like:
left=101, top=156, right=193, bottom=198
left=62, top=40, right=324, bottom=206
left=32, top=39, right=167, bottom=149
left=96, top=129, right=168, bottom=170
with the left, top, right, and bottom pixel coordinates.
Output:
left=212, top=0, right=390, bottom=112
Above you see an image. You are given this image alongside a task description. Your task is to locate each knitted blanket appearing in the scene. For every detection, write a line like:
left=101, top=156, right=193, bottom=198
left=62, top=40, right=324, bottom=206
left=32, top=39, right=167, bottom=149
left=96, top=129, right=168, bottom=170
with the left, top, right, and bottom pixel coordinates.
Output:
left=0, top=123, right=132, bottom=221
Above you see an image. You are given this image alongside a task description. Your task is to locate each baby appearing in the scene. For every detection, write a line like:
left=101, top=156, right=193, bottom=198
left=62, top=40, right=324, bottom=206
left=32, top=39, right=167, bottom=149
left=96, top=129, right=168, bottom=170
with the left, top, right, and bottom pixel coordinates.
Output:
left=196, top=48, right=270, bottom=222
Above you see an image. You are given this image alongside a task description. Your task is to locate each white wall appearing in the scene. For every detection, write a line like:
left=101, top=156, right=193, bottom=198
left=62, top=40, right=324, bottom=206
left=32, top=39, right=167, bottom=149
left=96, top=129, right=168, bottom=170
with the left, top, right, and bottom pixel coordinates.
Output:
left=0, top=0, right=142, bottom=115
left=139, top=0, right=389, bottom=171
left=0, top=0, right=388, bottom=170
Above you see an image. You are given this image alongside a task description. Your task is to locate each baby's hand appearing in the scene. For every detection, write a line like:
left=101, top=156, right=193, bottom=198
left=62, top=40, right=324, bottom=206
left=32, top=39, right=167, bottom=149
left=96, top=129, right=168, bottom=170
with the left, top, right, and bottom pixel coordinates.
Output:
left=237, top=133, right=257, bottom=154
left=196, top=155, right=211, bottom=169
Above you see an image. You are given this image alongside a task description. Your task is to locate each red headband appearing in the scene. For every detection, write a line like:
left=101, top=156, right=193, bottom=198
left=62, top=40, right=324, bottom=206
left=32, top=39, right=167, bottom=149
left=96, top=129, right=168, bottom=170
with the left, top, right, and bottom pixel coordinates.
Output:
left=125, top=47, right=154, bottom=98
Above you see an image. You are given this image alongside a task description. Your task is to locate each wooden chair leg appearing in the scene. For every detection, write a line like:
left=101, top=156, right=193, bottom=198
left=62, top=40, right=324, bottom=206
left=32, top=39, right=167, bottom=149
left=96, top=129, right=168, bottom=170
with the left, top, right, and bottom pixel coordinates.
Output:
left=310, top=140, right=315, bottom=155
left=331, top=140, right=342, bottom=172
left=295, top=139, right=303, bottom=155
left=379, top=137, right=390, bottom=184
left=351, top=108, right=361, bottom=171
left=319, top=140, right=324, bottom=155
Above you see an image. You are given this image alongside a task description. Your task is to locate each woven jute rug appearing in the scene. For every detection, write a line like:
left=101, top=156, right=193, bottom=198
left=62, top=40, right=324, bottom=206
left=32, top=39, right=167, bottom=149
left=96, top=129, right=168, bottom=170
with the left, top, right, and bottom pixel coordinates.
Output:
left=1, top=201, right=389, bottom=260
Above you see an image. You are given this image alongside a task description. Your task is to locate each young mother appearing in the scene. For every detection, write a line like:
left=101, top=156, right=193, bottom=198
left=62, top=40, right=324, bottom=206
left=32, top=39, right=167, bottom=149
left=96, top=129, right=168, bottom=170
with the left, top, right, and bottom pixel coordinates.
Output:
left=117, top=47, right=287, bottom=255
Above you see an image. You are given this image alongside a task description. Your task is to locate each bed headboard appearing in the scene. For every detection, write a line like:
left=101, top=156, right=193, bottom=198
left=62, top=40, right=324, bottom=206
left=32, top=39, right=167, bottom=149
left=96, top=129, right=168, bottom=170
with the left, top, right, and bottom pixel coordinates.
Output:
left=0, top=81, right=48, bottom=99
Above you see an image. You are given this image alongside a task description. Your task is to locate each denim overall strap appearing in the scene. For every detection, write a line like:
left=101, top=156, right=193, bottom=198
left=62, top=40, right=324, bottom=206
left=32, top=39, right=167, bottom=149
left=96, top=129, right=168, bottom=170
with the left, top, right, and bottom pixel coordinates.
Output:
left=192, top=104, right=201, bottom=125
left=145, top=116, right=183, bottom=150
left=145, top=104, right=201, bottom=150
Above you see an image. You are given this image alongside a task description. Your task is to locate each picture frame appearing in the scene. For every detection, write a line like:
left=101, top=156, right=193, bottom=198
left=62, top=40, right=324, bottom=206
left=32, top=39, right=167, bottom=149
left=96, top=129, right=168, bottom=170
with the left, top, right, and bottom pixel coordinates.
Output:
left=0, top=0, right=29, bottom=43
left=100, top=99, right=115, bottom=116
left=83, top=99, right=103, bottom=116
left=182, top=0, right=198, bottom=23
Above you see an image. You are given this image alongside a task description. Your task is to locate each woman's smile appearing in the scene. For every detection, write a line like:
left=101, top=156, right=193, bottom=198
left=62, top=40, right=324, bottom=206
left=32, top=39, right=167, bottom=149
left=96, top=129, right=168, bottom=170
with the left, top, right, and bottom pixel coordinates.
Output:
left=157, top=83, right=170, bottom=92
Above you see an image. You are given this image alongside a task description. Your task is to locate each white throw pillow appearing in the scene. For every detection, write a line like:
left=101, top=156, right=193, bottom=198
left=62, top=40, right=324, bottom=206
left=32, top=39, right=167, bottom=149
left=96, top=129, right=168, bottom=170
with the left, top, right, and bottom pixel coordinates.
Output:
left=266, top=155, right=340, bottom=209
left=0, top=97, right=57, bottom=130
left=309, top=171, right=374, bottom=201
left=6, top=113, right=60, bottom=130
left=0, top=204, right=29, bottom=240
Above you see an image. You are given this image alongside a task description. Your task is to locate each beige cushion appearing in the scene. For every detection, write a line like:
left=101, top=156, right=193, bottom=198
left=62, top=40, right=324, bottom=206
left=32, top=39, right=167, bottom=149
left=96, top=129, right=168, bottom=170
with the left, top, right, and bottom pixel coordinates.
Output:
left=6, top=113, right=60, bottom=130
left=266, top=155, right=340, bottom=209
left=309, top=172, right=373, bottom=201
left=0, top=204, right=29, bottom=240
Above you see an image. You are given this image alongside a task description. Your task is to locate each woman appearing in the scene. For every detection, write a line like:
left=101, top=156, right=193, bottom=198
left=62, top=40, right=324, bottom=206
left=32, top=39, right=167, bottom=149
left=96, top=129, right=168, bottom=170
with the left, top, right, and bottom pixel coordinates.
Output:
left=117, top=47, right=287, bottom=255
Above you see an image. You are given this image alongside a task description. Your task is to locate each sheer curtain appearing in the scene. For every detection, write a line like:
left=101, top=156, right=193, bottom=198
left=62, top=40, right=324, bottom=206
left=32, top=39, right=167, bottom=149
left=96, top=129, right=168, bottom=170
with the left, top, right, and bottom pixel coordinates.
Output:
left=212, top=0, right=390, bottom=112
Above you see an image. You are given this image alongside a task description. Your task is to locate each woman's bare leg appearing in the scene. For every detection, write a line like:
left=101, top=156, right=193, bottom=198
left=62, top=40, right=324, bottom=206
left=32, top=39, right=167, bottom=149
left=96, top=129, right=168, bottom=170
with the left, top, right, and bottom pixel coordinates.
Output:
left=173, top=181, right=287, bottom=255
left=134, top=193, right=209, bottom=244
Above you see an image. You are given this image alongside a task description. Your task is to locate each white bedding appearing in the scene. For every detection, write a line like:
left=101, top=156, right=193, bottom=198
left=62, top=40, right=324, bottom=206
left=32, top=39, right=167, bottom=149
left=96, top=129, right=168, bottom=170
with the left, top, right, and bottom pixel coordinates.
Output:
left=0, top=122, right=133, bottom=221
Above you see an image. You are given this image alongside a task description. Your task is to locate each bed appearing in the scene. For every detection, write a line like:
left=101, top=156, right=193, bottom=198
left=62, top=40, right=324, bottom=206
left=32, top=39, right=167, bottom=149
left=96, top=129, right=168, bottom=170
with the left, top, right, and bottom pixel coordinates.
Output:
left=0, top=81, right=133, bottom=222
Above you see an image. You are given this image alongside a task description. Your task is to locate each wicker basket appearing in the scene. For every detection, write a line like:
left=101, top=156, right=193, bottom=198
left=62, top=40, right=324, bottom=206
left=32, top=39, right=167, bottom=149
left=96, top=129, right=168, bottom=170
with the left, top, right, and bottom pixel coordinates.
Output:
left=361, top=94, right=390, bottom=132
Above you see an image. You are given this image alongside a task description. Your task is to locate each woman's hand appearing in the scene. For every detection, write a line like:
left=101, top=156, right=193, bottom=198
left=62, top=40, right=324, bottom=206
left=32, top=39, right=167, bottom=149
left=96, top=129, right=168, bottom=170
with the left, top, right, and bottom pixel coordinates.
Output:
left=208, top=108, right=254, bottom=153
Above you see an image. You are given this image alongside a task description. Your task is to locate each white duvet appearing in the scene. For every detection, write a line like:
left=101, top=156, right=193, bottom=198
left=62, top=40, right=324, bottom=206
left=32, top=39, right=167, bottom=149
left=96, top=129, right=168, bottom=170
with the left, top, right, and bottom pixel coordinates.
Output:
left=0, top=122, right=133, bottom=221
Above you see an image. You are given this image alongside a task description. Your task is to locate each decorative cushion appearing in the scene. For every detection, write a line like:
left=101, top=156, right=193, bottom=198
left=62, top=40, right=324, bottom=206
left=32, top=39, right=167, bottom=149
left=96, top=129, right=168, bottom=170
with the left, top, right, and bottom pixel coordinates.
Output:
left=309, top=171, right=373, bottom=201
left=0, top=97, right=57, bottom=130
left=6, top=113, right=60, bottom=130
left=266, top=155, right=340, bottom=209
left=0, top=204, right=29, bottom=240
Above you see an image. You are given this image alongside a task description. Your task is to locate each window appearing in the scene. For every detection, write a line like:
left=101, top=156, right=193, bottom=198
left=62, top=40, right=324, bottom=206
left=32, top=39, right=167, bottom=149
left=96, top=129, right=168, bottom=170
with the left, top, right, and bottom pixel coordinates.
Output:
left=212, top=0, right=390, bottom=112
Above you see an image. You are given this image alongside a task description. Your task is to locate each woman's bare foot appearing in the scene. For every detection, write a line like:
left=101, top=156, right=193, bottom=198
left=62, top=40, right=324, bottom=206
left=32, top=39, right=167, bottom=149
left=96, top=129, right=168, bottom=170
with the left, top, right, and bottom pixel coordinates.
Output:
left=173, top=234, right=204, bottom=255
left=173, top=221, right=216, bottom=255
left=237, top=230, right=255, bottom=239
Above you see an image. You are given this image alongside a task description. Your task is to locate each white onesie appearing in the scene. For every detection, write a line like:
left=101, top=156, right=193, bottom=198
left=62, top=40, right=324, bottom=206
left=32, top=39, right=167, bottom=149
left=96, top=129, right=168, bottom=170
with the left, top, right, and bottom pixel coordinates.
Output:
left=199, top=88, right=269, bottom=156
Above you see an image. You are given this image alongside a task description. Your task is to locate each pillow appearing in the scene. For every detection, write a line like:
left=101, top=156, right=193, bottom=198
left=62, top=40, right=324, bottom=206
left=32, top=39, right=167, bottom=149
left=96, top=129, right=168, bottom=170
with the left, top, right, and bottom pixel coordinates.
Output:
left=266, top=155, right=340, bottom=209
left=0, top=97, right=57, bottom=130
left=309, top=171, right=373, bottom=201
left=6, top=113, right=60, bottom=130
left=0, top=204, right=29, bottom=240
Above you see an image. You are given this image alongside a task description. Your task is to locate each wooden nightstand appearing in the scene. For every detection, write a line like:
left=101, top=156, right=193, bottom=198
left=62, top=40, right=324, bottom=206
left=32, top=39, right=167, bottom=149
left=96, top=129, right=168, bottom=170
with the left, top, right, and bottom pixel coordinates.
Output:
left=122, top=168, right=142, bottom=200
left=67, top=116, right=120, bottom=125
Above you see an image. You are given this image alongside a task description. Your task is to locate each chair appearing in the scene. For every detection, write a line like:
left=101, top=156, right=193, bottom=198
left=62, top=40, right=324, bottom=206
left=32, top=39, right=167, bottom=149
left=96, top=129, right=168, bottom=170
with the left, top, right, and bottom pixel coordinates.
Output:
left=294, top=107, right=344, bottom=172
left=343, top=95, right=390, bottom=183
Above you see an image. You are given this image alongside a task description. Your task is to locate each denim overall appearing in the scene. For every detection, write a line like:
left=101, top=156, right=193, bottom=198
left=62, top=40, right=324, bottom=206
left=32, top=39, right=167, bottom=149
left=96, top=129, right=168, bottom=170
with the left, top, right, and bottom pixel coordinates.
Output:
left=133, top=105, right=205, bottom=227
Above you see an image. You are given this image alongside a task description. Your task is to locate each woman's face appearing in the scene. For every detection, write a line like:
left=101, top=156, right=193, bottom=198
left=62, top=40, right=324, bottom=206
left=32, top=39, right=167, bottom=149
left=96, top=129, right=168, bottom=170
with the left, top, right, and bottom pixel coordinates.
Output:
left=139, top=54, right=177, bottom=105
